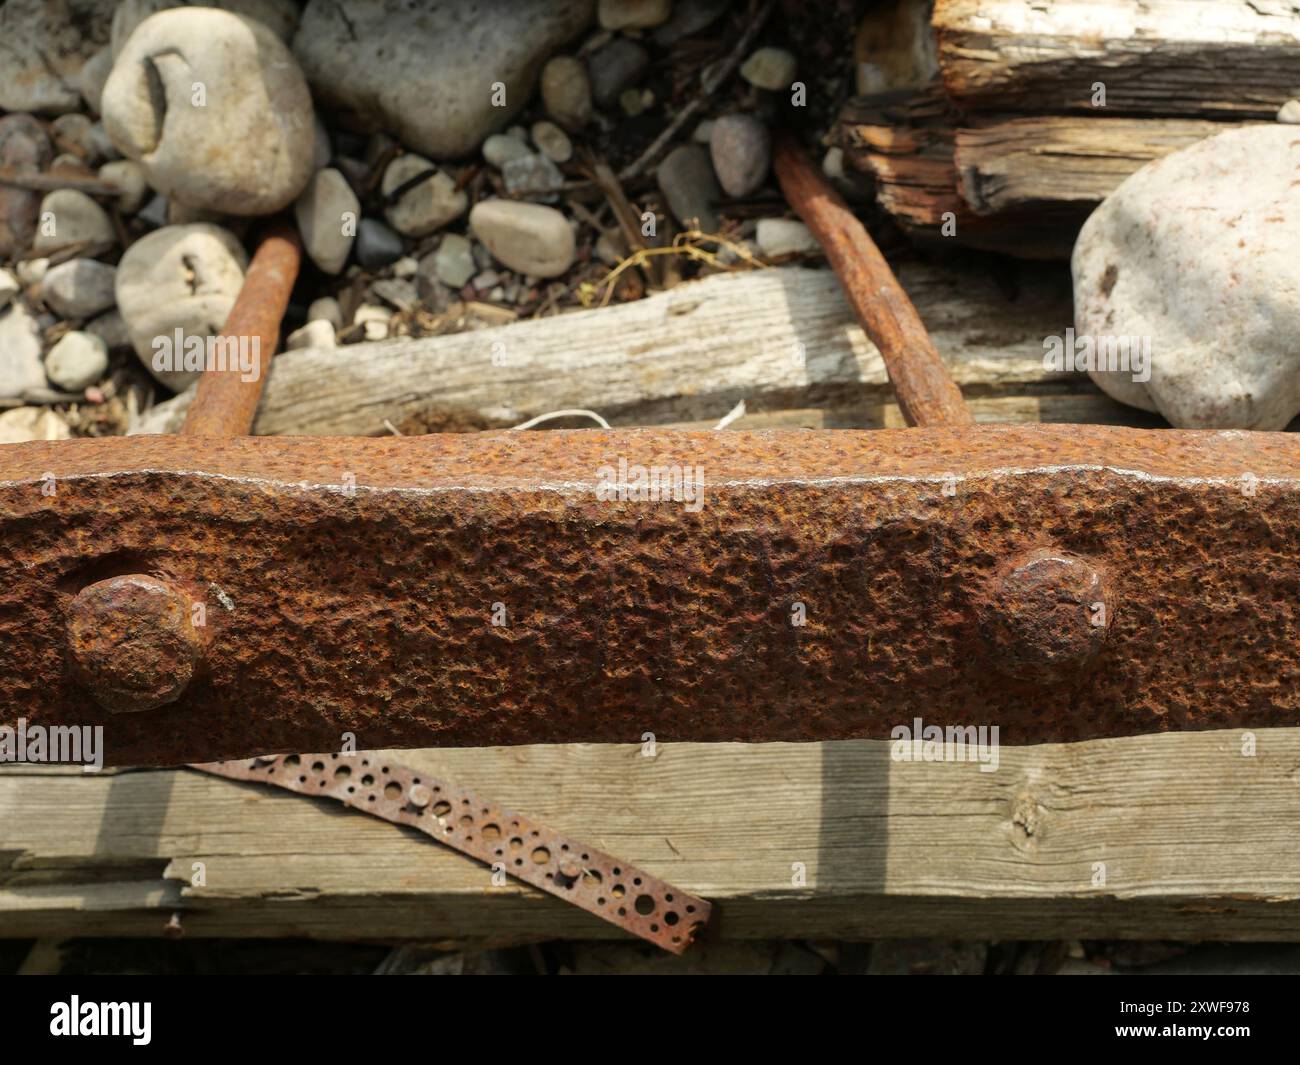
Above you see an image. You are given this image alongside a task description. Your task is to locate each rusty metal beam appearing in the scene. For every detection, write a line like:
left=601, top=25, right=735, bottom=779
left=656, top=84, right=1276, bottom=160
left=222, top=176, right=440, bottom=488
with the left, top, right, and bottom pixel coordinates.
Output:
left=2, top=424, right=1297, bottom=765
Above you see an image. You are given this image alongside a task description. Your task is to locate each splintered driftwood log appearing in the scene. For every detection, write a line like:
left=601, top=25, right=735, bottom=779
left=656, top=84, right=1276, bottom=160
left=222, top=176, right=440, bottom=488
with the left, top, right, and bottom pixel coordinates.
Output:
left=135, top=263, right=1083, bottom=438
left=6, top=729, right=1300, bottom=942
left=838, top=91, right=1258, bottom=258
left=837, top=0, right=1290, bottom=257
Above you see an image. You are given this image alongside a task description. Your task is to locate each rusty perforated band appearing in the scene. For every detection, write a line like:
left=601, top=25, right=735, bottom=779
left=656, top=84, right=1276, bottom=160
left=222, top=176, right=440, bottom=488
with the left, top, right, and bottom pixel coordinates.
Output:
left=192, top=753, right=712, bottom=954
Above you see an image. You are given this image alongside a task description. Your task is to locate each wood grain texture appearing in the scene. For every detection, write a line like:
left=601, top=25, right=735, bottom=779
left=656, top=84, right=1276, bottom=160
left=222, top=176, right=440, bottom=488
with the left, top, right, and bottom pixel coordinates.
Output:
left=954, top=116, right=1259, bottom=214
left=133, top=263, right=1078, bottom=437
left=3, top=729, right=1298, bottom=941
left=840, top=93, right=1254, bottom=257
left=934, top=0, right=1300, bottom=116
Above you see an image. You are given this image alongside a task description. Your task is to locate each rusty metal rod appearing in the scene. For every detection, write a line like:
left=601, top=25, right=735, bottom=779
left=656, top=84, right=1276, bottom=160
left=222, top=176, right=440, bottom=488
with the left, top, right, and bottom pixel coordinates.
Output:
left=181, top=220, right=302, bottom=437
left=772, top=130, right=973, bottom=428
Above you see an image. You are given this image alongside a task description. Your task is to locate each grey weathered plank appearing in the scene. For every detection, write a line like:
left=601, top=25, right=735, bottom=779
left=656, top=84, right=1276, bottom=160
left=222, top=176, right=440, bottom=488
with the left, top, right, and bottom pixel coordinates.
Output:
left=133, top=263, right=1078, bottom=436
left=935, top=0, right=1300, bottom=117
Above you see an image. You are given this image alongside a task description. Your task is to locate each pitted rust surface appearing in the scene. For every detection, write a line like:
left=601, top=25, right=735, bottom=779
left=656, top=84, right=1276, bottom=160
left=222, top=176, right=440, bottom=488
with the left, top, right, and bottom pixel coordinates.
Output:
left=196, top=752, right=711, bottom=954
left=1, top=424, right=1297, bottom=765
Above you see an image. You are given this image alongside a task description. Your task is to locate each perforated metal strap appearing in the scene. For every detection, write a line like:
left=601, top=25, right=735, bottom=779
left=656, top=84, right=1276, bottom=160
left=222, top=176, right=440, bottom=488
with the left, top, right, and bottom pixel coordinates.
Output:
left=192, top=753, right=712, bottom=954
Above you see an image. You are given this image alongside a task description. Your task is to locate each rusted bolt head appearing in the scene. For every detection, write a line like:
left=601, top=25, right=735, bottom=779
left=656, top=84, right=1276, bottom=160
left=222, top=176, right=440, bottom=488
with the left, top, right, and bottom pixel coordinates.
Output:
left=979, top=549, right=1113, bottom=681
left=407, top=784, right=433, bottom=809
left=67, top=574, right=204, bottom=714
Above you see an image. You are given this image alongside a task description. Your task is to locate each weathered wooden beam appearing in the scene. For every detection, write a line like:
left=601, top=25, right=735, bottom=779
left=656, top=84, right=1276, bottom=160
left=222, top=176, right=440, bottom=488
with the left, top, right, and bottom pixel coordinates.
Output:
left=133, top=263, right=1077, bottom=436
left=3, top=729, right=1299, bottom=941
left=934, top=0, right=1300, bottom=117
left=839, top=91, right=1255, bottom=257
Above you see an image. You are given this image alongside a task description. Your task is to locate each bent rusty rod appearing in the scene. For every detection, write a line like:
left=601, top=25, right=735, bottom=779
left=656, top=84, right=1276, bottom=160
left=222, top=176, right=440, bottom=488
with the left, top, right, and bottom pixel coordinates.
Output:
left=772, top=130, right=973, bottom=428
left=182, top=221, right=302, bottom=437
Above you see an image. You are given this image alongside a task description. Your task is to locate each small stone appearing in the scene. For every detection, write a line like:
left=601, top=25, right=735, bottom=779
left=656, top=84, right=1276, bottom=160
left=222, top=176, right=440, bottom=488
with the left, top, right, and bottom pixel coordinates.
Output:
left=0, top=269, right=19, bottom=310
left=756, top=218, right=819, bottom=257
left=709, top=113, right=770, bottom=197
left=393, top=256, right=419, bottom=278
left=51, top=153, right=89, bottom=174
left=531, top=121, right=573, bottom=163
left=16, top=259, right=48, bottom=286
left=434, top=234, right=476, bottom=288
left=371, top=277, right=418, bottom=310
left=382, top=155, right=467, bottom=237
left=692, top=119, right=715, bottom=144
left=307, top=296, right=343, bottom=331
left=0, top=302, right=48, bottom=399
left=1278, top=99, right=1300, bottom=124
left=50, top=114, right=101, bottom=165
left=353, top=304, right=390, bottom=341
left=588, top=38, right=649, bottom=107
left=45, top=331, right=109, bottom=391
left=657, top=145, right=720, bottom=230
left=295, top=167, right=359, bottom=274
left=287, top=319, right=336, bottom=350
left=79, top=44, right=115, bottom=114
left=41, top=259, right=118, bottom=319
left=102, top=7, right=315, bottom=216
left=86, top=309, right=131, bottom=350
left=115, top=223, right=248, bottom=391
left=0, top=407, right=71, bottom=444
left=740, top=46, right=797, bottom=91
left=619, top=88, right=647, bottom=117
left=0, top=115, right=53, bottom=258
left=355, top=219, right=404, bottom=270
left=541, top=56, right=594, bottom=131
left=599, top=0, right=672, bottom=31
left=469, top=199, right=576, bottom=279
left=483, top=134, right=533, bottom=169
left=473, top=269, right=502, bottom=290
left=99, top=160, right=149, bottom=214
left=32, top=190, right=116, bottom=255
left=502, top=153, right=565, bottom=203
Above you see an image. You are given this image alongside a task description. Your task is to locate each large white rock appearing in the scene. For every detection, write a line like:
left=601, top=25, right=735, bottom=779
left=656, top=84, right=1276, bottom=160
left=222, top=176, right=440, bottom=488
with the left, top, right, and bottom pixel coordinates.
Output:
left=102, top=8, right=316, bottom=216
left=1073, top=125, right=1300, bottom=430
left=293, top=0, right=594, bottom=159
left=116, top=224, right=248, bottom=391
left=0, top=0, right=115, bottom=114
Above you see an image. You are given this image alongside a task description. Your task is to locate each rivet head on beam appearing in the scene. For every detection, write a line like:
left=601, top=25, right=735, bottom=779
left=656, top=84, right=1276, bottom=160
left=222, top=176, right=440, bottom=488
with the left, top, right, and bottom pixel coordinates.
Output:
left=980, top=550, right=1113, bottom=681
left=67, top=575, right=204, bottom=713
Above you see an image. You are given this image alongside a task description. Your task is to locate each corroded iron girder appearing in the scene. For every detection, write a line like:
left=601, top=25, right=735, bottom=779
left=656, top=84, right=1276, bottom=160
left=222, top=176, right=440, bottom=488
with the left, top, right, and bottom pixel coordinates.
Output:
left=0, top=424, right=1297, bottom=765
